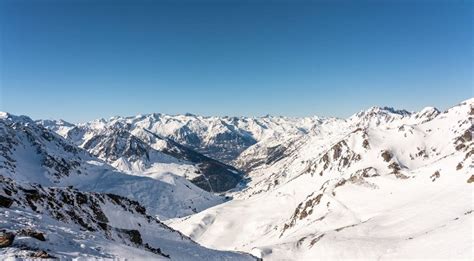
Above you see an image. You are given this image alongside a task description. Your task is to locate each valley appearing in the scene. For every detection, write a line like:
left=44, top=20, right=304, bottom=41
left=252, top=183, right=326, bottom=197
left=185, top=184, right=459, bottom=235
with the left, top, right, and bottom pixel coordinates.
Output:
left=0, top=98, right=472, bottom=260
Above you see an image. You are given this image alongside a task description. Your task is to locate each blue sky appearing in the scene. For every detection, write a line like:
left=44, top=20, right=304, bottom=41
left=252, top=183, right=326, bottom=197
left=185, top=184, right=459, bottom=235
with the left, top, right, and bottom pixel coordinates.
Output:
left=0, top=0, right=472, bottom=122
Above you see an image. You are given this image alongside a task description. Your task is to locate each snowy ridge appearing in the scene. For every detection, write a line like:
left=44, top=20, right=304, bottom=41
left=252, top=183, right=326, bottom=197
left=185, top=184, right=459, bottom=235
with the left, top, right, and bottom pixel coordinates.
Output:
left=39, top=119, right=245, bottom=193
left=0, top=176, right=256, bottom=260
left=2, top=98, right=472, bottom=260
left=1, top=115, right=224, bottom=219
left=0, top=113, right=256, bottom=259
left=72, top=114, right=324, bottom=163
left=169, top=98, right=473, bottom=260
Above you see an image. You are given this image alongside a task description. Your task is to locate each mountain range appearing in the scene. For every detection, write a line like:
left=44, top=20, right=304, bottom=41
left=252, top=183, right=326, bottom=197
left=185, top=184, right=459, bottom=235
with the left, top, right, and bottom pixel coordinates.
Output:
left=0, top=98, right=472, bottom=260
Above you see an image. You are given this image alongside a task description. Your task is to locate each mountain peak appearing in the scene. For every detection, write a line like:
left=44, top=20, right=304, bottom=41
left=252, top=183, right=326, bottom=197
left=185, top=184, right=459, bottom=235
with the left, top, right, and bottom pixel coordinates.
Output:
left=349, top=106, right=412, bottom=126
left=0, top=111, right=35, bottom=124
left=363, top=106, right=411, bottom=116
left=0, top=111, right=9, bottom=119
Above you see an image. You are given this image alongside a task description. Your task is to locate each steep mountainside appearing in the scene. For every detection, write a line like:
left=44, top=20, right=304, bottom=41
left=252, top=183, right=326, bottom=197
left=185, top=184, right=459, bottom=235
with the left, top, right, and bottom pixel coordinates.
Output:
left=3, top=98, right=472, bottom=260
left=1, top=113, right=223, bottom=219
left=39, top=120, right=244, bottom=193
left=0, top=176, right=255, bottom=260
left=169, top=98, right=473, bottom=260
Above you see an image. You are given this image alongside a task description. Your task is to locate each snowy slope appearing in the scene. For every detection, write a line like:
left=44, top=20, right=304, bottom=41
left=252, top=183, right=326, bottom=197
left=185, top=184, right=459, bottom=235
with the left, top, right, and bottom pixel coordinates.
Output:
left=0, top=176, right=256, bottom=260
left=169, top=98, right=474, bottom=260
left=3, top=98, right=472, bottom=260
left=1, top=113, right=223, bottom=219
left=39, top=119, right=245, bottom=193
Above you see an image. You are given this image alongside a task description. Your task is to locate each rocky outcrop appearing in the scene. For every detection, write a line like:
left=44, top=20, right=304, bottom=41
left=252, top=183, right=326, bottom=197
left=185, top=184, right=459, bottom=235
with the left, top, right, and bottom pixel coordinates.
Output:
left=282, top=193, right=325, bottom=235
left=467, top=175, right=474, bottom=184
left=381, top=150, right=392, bottom=162
left=0, top=195, right=13, bottom=208
left=0, top=231, right=15, bottom=248
left=0, top=176, right=170, bottom=257
left=430, top=171, right=441, bottom=182
left=305, top=139, right=361, bottom=177
left=18, top=228, right=46, bottom=241
left=30, top=250, right=56, bottom=259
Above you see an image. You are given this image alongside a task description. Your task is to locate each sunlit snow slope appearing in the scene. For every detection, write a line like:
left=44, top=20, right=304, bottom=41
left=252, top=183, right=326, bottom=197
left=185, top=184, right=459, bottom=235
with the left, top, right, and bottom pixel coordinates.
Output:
left=1, top=113, right=223, bottom=219
left=0, top=113, right=256, bottom=260
left=169, top=98, right=473, bottom=260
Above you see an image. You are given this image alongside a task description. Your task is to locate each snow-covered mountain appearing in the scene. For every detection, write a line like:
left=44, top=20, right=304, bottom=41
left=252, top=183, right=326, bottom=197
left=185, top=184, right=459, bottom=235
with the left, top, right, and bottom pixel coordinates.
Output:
left=39, top=119, right=245, bottom=193
left=233, top=105, right=443, bottom=175
left=0, top=113, right=224, bottom=219
left=0, top=112, right=260, bottom=259
left=0, top=176, right=255, bottom=260
left=43, top=114, right=322, bottom=163
left=168, top=98, right=473, bottom=260
left=2, top=98, right=472, bottom=260
left=42, top=106, right=442, bottom=175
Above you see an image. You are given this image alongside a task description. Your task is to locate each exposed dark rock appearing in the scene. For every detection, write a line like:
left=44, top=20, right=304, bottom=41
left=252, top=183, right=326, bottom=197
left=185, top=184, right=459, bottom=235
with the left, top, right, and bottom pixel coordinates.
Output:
left=315, top=139, right=361, bottom=175
left=381, top=150, right=392, bottom=162
left=116, top=228, right=143, bottom=245
left=388, top=162, right=401, bottom=173
left=416, top=149, right=428, bottom=158
left=468, top=175, right=474, bottom=184
left=358, top=167, right=379, bottom=177
left=334, top=223, right=359, bottom=232
left=454, top=126, right=473, bottom=152
left=0, top=195, right=13, bottom=208
left=333, top=141, right=344, bottom=159
left=309, top=234, right=325, bottom=248
left=144, top=243, right=170, bottom=258
left=75, top=192, right=88, bottom=205
left=320, top=154, right=330, bottom=170
left=455, top=143, right=466, bottom=151
left=282, top=193, right=325, bottom=235
left=388, top=162, right=409, bottom=179
left=0, top=231, right=15, bottom=248
left=335, top=179, right=347, bottom=188
left=18, top=229, right=46, bottom=241
left=362, top=139, right=370, bottom=149
left=462, top=129, right=472, bottom=142
left=98, top=222, right=109, bottom=231
left=31, top=250, right=56, bottom=259
left=430, top=171, right=440, bottom=182
left=265, top=145, right=289, bottom=165
left=465, top=148, right=474, bottom=161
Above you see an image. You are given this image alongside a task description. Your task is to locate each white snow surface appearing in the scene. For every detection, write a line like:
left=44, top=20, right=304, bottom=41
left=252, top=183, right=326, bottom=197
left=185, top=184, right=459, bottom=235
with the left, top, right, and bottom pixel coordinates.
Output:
left=2, top=97, right=473, bottom=260
left=168, top=98, right=474, bottom=260
left=0, top=115, right=223, bottom=220
left=0, top=177, right=254, bottom=260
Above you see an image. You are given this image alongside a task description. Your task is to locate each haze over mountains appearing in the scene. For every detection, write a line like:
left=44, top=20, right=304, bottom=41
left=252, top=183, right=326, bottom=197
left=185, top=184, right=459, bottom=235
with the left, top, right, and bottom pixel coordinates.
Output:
left=0, top=98, right=472, bottom=260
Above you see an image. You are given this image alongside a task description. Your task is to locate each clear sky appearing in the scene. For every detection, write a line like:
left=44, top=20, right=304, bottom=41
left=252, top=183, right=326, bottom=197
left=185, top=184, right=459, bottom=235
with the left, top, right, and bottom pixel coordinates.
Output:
left=0, top=0, right=472, bottom=122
